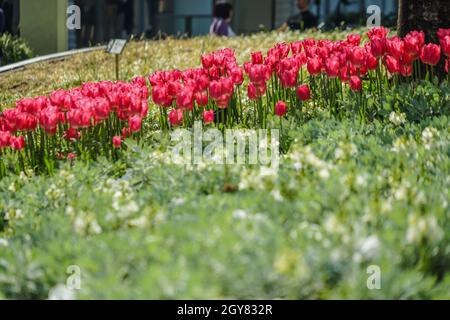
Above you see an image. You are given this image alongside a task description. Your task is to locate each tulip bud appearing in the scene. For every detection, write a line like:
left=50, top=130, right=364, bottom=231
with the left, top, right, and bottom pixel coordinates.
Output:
left=274, top=101, right=287, bottom=117
left=112, top=136, right=122, bottom=149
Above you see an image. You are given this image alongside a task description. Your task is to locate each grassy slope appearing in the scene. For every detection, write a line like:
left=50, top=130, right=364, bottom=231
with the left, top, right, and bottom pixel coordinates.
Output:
left=0, top=29, right=356, bottom=109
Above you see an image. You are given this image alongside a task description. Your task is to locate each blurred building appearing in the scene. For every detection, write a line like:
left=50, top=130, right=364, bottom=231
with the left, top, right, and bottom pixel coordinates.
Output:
left=6, top=0, right=398, bottom=55
left=0, top=0, right=19, bottom=35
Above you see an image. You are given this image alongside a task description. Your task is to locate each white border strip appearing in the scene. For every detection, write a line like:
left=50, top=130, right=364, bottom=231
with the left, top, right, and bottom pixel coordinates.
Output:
left=0, top=46, right=106, bottom=74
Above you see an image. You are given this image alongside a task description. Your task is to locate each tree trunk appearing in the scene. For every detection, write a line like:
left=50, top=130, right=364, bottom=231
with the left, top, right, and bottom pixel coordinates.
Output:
left=397, top=0, right=450, bottom=79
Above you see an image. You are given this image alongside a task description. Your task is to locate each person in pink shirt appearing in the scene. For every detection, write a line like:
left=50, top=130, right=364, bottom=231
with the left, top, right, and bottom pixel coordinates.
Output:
left=210, top=2, right=236, bottom=37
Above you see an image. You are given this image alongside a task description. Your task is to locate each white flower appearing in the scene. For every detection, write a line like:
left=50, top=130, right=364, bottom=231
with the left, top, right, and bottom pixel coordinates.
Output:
left=271, top=189, right=283, bottom=201
left=391, top=137, right=408, bottom=153
left=355, top=173, right=369, bottom=188
left=318, top=168, right=330, bottom=180
left=117, top=201, right=140, bottom=219
left=128, top=216, right=148, bottom=228
left=233, top=210, right=248, bottom=220
left=171, top=198, right=186, bottom=206
left=358, top=235, right=380, bottom=260
left=334, top=148, right=344, bottom=160
left=421, top=127, right=439, bottom=150
left=406, top=214, right=443, bottom=244
left=90, top=220, right=103, bottom=235
left=48, top=284, right=76, bottom=300
left=73, top=216, right=86, bottom=234
left=0, top=238, right=8, bottom=247
left=8, top=183, right=16, bottom=192
left=389, top=111, right=406, bottom=126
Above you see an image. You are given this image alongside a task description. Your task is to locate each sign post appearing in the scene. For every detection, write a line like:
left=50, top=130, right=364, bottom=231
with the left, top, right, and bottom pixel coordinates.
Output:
left=106, top=39, right=128, bottom=80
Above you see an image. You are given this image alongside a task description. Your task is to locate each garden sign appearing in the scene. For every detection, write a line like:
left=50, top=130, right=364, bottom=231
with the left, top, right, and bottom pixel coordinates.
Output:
left=106, top=39, right=128, bottom=80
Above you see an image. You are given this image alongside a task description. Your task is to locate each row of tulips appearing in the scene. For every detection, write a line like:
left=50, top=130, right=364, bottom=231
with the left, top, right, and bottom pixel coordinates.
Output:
left=152, top=27, right=449, bottom=130
left=1, top=78, right=149, bottom=176
left=1, top=27, right=449, bottom=178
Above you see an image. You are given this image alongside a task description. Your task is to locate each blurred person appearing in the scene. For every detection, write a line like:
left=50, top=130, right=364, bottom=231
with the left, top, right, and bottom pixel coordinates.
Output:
left=0, top=2, right=5, bottom=34
left=210, top=2, right=235, bottom=37
left=105, top=0, right=119, bottom=39
left=145, top=0, right=158, bottom=37
left=74, top=0, right=96, bottom=46
left=119, top=0, right=134, bottom=37
left=279, top=0, right=318, bottom=31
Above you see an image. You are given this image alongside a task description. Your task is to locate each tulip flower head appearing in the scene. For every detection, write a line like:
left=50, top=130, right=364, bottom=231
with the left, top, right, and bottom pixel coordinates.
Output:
left=420, top=44, right=441, bottom=66
left=297, top=84, right=311, bottom=101
left=112, top=136, right=122, bottom=149
left=274, top=101, right=287, bottom=117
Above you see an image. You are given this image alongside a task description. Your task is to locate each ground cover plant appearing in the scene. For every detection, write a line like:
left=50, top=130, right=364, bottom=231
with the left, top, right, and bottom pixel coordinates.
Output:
left=0, top=28, right=449, bottom=299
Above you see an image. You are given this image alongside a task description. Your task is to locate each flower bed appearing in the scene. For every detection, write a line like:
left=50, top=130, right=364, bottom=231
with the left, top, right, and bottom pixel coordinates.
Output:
left=0, top=27, right=449, bottom=300
left=1, top=28, right=449, bottom=178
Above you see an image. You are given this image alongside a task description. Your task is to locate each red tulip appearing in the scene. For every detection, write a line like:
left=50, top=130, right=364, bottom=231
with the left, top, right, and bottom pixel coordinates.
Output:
left=16, top=112, right=37, bottom=131
left=152, top=85, right=172, bottom=107
left=274, top=101, right=287, bottom=117
left=325, top=57, right=340, bottom=77
left=209, top=80, right=225, bottom=100
left=437, top=28, right=450, bottom=42
left=248, top=64, right=271, bottom=85
left=227, top=68, right=241, bottom=86
left=129, top=115, right=142, bottom=133
left=49, top=89, right=66, bottom=108
left=365, top=53, right=378, bottom=70
left=291, top=41, right=302, bottom=55
left=400, top=64, right=412, bottom=77
left=386, top=37, right=404, bottom=60
left=0, top=131, right=11, bottom=148
left=39, top=106, right=60, bottom=134
left=347, top=34, right=361, bottom=46
left=168, top=109, right=183, bottom=127
left=167, top=81, right=182, bottom=98
left=201, top=54, right=214, bottom=69
left=112, top=136, right=122, bottom=149
left=131, top=76, right=147, bottom=87
left=67, top=107, right=92, bottom=129
left=440, top=36, right=450, bottom=57
left=367, top=27, right=389, bottom=40
left=122, top=127, right=132, bottom=139
left=33, top=96, right=49, bottom=114
left=63, top=128, right=80, bottom=142
left=67, top=153, right=77, bottom=160
left=251, top=51, right=264, bottom=64
left=307, top=57, right=322, bottom=75
left=404, top=31, right=424, bottom=60
left=10, top=135, right=25, bottom=151
left=384, top=55, right=400, bottom=74
left=94, top=97, right=111, bottom=121
left=279, top=69, right=298, bottom=88
left=140, top=101, right=149, bottom=118
left=349, top=76, right=362, bottom=92
left=370, top=37, right=386, bottom=58
left=16, top=98, right=35, bottom=114
left=420, top=44, right=441, bottom=66
left=203, top=110, right=215, bottom=124
left=247, top=82, right=266, bottom=100
left=176, top=86, right=194, bottom=110
left=194, top=91, right=209, bottom=107
left=296, top=84, right=311, bottom=101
